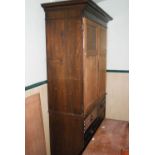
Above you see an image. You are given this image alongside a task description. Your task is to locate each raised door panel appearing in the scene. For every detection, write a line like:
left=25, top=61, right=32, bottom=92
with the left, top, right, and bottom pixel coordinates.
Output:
left=98, top=26, right=107, bottom=98
left=83, top=18, right=99, bottom=114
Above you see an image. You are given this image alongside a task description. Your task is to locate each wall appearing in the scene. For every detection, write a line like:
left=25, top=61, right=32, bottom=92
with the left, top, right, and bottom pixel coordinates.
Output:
left=25, top=0, right=49, bottom=87
left=98, top=0, right=129, bottom=70
left=106, top=72, right=129, bottom=121
left=98, top=0, right=129, bottom=121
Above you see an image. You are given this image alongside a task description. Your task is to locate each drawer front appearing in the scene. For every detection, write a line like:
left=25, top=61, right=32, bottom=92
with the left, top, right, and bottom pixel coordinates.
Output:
left=84, top=108, right=97, bottom=132
left=97, top=98, right=105, bottom=118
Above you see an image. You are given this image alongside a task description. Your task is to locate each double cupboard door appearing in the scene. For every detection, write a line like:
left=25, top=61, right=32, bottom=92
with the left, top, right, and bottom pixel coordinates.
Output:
left=83, top=18, right=107, bottom=115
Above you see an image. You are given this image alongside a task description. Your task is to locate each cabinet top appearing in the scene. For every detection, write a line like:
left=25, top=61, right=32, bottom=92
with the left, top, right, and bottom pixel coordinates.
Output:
left=41, top=0, right=112, bottom=24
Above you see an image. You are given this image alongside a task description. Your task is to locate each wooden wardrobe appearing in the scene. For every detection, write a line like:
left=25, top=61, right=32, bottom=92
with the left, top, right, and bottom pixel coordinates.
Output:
left=42, top=1, right=112, bottom=155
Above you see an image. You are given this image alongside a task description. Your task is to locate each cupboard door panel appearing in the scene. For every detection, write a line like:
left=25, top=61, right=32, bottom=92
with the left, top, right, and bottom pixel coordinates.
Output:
left=87, top=24, right=97, bottom=55
left=84, top=19, right=98, bottom=56
left=83, top=18, right=98, bottom=113
left=98, top=26, right=107, bottom=98
left=83, top=56, right=98, bottom=113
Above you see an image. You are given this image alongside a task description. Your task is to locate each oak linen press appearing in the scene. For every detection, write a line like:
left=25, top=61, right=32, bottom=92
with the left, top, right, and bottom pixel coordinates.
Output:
left=42, top=0, right=112, bottom=155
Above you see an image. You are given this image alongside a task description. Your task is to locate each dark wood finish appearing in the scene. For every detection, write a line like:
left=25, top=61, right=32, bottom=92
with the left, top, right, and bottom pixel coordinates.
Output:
left=98, top=26, right=107, bottom=98
left=42, top=1, right=112, bottom=155
left=25, top=94, right=47, bottom=155
left=46, top=18, right=83, bottom=114
left=83, top=119, right=129, bottom=155
left=84, top=106, right=98, bottom=132
left=83, top=18, right=98, bottom=114
left=83, top=18, right=107, bottom=115
left=84, top=97, right=105, bottom=132
left=49, top=112, right=84, bottom=155
left=41, top=0, right=112, bottom=25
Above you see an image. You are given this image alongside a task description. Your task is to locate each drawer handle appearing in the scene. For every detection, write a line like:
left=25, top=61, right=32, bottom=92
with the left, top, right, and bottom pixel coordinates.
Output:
left=90, top=115, right=93, bottom=122
left=100, top=104, right=103, bottom=108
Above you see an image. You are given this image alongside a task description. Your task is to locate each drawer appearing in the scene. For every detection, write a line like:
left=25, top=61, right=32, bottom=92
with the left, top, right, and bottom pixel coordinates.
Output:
left=84, top=108, right=97, bottom=132
left=97, top=99, right=105, bottom=118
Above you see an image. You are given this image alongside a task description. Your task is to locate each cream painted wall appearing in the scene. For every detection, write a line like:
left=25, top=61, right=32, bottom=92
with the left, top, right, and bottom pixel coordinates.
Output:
left=25, top=84, right=51, bottom=155
left=106, top=73, right=129, bottom=121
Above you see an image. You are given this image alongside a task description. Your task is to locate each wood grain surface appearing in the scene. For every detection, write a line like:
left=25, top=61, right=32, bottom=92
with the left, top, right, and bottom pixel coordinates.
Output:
left=25, top=94, right=47, bottom=155
left=83, top=18, right=107, bottom=114
left=83, top=119, right=129, bottom=155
